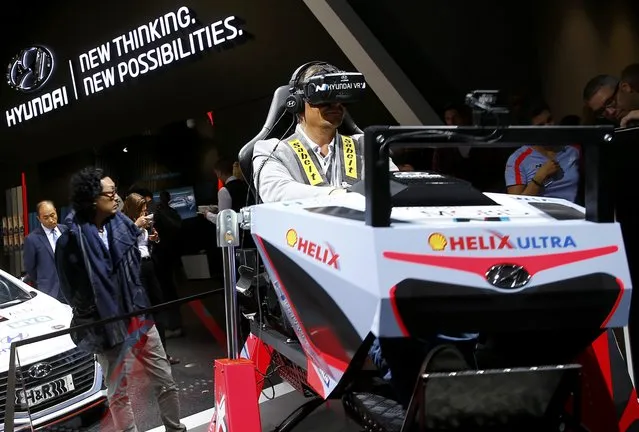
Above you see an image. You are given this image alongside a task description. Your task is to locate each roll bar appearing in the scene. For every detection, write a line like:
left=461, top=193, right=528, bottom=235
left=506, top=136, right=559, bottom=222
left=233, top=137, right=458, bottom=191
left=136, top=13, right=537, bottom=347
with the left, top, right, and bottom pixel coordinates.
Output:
left=363, top=125, right=616, bottom=227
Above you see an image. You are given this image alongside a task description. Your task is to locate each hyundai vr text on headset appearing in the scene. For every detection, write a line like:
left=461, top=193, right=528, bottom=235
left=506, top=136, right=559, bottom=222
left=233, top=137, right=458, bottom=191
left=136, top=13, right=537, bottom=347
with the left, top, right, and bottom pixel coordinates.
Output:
left=285, top=61, right=367, bottom=114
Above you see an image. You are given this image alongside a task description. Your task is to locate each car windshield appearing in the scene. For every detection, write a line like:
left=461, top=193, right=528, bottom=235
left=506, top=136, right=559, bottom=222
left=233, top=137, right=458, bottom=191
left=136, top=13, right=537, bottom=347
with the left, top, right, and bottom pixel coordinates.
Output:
left=0, top=274, right=32, bottom=308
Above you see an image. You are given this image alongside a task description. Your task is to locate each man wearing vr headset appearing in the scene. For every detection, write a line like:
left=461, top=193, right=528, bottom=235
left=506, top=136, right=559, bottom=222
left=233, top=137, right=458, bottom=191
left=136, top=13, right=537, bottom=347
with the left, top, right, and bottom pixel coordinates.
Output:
left=252, top=61, right=397, bottom=203
left=253, top=61, right=430, bottom=404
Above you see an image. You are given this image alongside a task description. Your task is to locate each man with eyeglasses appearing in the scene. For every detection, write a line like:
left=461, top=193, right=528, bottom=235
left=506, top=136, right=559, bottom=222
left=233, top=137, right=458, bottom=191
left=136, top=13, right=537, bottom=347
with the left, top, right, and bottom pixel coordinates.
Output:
left=23, top=200, right=68, bottom=302
left=55, top=167, right=186, bottom=432
left=611, top=64, right=639, bottom=127
left=583, top=74, right=620, bottom=124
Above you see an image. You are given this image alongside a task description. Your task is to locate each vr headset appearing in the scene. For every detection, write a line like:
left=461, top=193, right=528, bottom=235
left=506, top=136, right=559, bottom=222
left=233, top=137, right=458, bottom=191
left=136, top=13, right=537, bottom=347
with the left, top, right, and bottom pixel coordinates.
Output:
left=303, top=72, right=367, bottom=105
left=286, top=61, right=367, bottom=113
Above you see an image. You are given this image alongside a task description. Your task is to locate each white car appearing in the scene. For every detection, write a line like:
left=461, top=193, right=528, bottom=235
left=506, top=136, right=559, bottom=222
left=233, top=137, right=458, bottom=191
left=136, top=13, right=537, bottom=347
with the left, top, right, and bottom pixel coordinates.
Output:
left=0, top=269, right=107, bottom=430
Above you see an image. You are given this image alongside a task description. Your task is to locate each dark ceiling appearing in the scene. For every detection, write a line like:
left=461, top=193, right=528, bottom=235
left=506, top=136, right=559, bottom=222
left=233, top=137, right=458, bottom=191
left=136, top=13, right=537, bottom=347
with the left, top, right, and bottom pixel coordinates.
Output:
left=0, top=0, right=52, bottom=100
left=348, top=0, right=544, bottom=111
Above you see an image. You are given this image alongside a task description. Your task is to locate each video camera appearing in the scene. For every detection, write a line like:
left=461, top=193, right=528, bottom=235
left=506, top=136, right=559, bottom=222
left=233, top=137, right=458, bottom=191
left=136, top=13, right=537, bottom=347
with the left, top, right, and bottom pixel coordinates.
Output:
left=465, top=89, right=510, bottom=126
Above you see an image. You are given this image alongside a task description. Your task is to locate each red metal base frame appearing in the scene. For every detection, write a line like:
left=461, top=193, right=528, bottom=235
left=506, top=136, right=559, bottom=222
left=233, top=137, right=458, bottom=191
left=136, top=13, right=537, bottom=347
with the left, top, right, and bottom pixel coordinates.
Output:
left=211, top=330, right=639, bottom=432
left=242, top=333, right=274, bottom=397
left=209, top=358, right=262, bottom=432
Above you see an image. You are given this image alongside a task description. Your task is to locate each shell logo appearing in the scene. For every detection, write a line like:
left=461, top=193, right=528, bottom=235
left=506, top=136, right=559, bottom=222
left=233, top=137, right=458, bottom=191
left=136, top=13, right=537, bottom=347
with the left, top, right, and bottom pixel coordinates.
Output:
left=286, top=229, right=298, bottom=247
left=428, top=233, right=447, bottom=251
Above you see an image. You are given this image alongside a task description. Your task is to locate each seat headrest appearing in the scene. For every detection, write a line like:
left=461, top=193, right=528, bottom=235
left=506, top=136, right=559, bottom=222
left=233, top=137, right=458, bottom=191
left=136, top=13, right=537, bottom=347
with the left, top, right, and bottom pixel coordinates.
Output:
left=238, top=85, right=290, bottom=194
left=238, top=85, right=364, bottom=198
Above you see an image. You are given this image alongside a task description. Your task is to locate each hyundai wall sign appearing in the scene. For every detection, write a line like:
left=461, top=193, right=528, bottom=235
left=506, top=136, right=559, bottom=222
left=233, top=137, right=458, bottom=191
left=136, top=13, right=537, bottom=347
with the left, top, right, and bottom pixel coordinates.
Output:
left=6, top=46, right=55, bottom=93
left=4, top=6, right=246, bottom=128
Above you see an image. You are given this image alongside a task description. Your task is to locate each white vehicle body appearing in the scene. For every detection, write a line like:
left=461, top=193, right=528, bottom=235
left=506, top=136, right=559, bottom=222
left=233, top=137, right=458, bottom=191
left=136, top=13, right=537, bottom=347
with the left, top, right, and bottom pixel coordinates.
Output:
left=249, top=191, right=632, bottom=398
left=0, top=269, right=106, bottom=430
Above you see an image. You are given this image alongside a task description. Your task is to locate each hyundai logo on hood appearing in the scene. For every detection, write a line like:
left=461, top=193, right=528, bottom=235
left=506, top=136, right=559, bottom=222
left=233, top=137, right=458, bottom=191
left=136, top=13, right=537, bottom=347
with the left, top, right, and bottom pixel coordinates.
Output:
left=27, top=362, right=53, bottom=379
left=6, top=46, right=55, bottom=93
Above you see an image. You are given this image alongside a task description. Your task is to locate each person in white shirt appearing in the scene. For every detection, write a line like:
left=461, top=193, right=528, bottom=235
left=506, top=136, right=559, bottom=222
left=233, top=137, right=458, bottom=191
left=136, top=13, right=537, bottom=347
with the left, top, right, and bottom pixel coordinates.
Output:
left=204, top=159, right=253, bottom=224
left=24, top=200, right=68, bottom=302
left=122, top=193, right=179, bottom=365
left=252, top=61, right=397, bottom=203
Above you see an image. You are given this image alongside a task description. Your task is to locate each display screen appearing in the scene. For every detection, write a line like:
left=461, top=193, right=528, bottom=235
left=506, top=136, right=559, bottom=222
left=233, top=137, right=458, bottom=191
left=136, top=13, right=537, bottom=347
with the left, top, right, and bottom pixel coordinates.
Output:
left=153, top=186, right=197, bottom=220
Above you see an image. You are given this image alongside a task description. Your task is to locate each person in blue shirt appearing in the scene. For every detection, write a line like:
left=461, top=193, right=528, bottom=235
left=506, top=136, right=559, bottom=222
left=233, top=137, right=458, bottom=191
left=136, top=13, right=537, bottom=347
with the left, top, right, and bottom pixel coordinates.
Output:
left=504, top=102, right=581, bottom=203
left=505, top=145, right=580, bottom=202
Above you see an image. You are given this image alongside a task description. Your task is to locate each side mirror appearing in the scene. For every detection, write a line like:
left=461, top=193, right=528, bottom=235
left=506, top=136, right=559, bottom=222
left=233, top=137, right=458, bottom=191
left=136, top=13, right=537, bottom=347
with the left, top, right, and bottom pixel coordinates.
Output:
left=29, top=291, right=38, bottom=298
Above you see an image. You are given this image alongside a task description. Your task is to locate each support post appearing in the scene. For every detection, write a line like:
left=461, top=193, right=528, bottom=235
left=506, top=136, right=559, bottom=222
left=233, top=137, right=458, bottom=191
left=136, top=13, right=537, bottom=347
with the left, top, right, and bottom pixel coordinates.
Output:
left=218, top=209, right=240, bottom=359
left=21, top=172, right=28, bottom=236
left=209, top=209, right=262, bottom=432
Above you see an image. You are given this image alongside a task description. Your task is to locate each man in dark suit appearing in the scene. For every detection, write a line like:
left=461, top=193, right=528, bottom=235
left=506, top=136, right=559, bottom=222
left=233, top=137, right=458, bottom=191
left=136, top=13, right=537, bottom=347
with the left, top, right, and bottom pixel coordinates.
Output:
left=24, top=200, right=67, bottom=303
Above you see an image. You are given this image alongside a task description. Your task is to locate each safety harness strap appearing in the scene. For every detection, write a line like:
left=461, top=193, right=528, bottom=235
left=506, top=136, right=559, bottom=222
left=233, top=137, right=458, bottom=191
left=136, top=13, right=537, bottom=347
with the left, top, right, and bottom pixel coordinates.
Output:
left=285, top=134, right=362, bottom=186
left=285, top=139, right=329, bottom=186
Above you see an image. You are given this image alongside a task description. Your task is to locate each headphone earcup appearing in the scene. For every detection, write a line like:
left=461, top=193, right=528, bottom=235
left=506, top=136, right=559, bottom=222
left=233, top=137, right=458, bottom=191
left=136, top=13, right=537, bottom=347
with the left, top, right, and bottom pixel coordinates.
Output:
left=285, top=94, right=304, bottom=114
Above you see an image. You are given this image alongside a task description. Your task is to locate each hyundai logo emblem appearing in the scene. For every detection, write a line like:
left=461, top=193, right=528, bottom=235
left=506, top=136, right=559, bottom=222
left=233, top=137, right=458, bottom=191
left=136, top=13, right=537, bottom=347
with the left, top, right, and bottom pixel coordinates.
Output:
left=27, top=362, right=53, bottom=379
left=6, top=46, right=55, bottom=93
left=485, top=264, right=531, bottom=289
left=286, top=100, right=296, bottom=108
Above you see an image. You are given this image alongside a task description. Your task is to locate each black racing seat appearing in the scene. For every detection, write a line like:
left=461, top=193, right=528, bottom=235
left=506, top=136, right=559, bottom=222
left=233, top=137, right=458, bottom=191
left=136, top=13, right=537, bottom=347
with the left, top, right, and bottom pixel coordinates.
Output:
left=238, top=85, right=289, bottom=200
left=235, top=84, right=363, bottom=340
left=237, top=85, right=363, bottom=202
left=235, top=83, right=365, bottom=341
